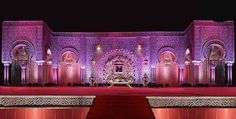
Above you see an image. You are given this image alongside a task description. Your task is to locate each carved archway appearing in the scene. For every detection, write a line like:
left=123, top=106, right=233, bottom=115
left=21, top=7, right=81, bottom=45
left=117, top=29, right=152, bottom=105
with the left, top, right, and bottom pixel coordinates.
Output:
left=97, top=49, right=138, bottom=82
left=202, top=40, right=226, bottom=59
left=103, top=55, right=135, bottom=84
left=156, top=50, right=178, bottom=86
left=202, top=40, right=226, bottom=85
left=157, top=46, right=177, bottom=63
left=184, top=46, right=192, bottom=84
left=11, top=44, right=31, bottom=85
left=59, top=46, right=79, bottom=63
left=10, top=40, right=35, bottom=85
left=10, top=40, right=35, bottom=60
left=58, top=50, right=80, bottom=86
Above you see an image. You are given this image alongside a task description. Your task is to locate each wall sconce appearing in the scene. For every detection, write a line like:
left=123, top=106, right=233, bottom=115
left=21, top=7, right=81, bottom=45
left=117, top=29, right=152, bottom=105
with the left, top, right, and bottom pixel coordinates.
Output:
left=137, top=44, right=142, bottom=50
left=96, top=44, right=101, bottom=51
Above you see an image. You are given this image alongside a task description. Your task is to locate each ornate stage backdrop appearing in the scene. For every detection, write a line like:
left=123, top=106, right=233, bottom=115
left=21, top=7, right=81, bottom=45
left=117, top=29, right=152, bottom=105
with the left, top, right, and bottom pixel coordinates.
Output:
left=1, top=20, right=235, bottom=86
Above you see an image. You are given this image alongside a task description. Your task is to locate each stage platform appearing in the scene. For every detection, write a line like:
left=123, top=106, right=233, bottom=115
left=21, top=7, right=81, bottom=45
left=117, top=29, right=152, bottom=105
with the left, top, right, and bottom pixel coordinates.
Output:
left=1, top=86, right=236, bottom=96
left=1, top=86, right=236, bottom=119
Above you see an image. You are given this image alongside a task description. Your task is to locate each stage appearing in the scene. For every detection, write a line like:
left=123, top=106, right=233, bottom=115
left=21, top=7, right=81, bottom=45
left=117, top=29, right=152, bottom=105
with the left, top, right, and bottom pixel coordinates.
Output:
left=1, top=86, right=236, bottom=96
left=1, top=86, right=236, bottom=119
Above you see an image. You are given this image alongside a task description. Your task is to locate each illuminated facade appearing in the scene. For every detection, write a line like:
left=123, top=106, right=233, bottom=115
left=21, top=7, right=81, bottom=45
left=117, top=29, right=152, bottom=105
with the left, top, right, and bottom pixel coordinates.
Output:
left=1, top=20, right=235, bottom=86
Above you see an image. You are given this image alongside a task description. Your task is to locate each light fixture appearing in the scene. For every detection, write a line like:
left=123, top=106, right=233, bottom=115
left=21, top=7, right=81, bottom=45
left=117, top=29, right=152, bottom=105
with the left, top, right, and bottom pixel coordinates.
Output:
left=137, top=44, right=142, bottom=50
left=96, top=44, right=101, bottom=51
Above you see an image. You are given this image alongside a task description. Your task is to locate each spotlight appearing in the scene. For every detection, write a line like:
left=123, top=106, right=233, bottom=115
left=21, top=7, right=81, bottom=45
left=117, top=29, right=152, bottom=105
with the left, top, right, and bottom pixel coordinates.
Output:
left=96, top=44, right=101, bottom=51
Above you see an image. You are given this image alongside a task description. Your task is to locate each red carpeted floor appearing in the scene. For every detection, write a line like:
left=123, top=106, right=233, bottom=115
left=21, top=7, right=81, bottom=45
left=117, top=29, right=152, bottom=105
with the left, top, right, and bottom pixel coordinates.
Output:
left=0, top=108, right=90, bottom=119
left=87, top=96, right=155, bottom=119
left=1, top=86, right=236, bottom=119
left=1, top=86, right=236, bottom=96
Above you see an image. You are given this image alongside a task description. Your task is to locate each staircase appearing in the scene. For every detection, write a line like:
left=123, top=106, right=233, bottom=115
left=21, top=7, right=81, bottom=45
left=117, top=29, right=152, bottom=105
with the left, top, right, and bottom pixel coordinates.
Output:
left=87, top=96, right=155, bottom=119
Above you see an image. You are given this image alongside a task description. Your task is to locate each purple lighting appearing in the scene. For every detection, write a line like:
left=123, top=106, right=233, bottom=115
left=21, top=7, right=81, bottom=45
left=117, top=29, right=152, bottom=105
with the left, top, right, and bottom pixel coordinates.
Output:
left=1, top=20, right=235, bottom=86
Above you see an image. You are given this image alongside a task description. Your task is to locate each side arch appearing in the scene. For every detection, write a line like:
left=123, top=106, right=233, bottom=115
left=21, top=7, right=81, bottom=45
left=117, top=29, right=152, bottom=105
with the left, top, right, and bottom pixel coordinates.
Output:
left=10, top=40, right=35, bottom=60
left=202, top=39, right=226, bottom=60
left=157, top=46, right=177, bottom=63
left=59, top=46, right=79, bottom=63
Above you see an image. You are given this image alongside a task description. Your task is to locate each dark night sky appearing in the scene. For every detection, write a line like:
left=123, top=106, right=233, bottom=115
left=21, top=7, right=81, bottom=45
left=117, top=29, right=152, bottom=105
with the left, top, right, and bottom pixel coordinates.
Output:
left=0, top=0, right=235, bottom=82
left=0, top=1, right=235, bottom=31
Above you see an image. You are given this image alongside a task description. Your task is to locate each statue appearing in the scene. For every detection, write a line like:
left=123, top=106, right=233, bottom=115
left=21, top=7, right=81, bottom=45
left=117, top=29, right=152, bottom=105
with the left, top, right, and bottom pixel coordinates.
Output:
left=142, top=73, right=149, bottom=86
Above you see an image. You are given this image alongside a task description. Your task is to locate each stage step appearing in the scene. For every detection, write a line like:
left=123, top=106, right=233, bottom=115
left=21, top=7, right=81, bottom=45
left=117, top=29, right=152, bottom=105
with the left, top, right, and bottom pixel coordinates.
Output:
left=87, top=96, right=155, bottom=119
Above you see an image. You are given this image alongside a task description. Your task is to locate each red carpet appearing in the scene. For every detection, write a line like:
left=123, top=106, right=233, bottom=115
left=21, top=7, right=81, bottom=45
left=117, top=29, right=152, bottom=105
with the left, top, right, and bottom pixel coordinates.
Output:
left=1, top=86, right=236, bottom=96
left=86, top=96, right=155, bottom=119
left=152, top=108, right=236, bottom=119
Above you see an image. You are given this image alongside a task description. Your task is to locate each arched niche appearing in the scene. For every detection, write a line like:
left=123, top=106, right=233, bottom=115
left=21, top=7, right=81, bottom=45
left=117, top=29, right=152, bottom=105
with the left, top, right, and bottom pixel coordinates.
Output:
left=10, top=41, right=34, bottom=86
left=184, top=46, right=192, bottom=84
left=206, top=44, right=225, bottom=63
left=159, top=51, right=176, bottom=64
left=44, top=45, right=53, bottom=84
left=202, top=40, right=226, bottom=60
left=10, top=40, right=35, bottom=60
left=58, top=50, right=80, bottom=86
left=60, top=51, right=78, bottom=65
left=156, top=50, right=178, bottom=86
left=157, top=46, right=177, bottom=63
left=45, top=44, right=52, bottom=63
left=59, top=47, right=79, bottom=63
left=185, top=47, right=191, bottom=63
left=202, top=40, right=226, bottom=85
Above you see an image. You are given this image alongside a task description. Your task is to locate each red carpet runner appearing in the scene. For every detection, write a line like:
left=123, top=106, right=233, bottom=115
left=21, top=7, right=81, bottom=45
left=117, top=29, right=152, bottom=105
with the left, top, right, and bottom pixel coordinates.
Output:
left=86, top=96, right=155, bottom=119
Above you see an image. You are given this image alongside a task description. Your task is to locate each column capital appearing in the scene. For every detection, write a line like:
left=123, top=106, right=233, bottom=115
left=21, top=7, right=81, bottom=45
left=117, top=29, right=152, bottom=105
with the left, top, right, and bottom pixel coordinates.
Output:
left=226, top=61, right=234, bottom=66
left=210, top=66, right=216, bottom=70
left=185, top=61, right=190, bottom=65
left=3, top=63, right=10, bottom=66
left=192, top=60, right=201, bottom=65
left=225, top=61, right=234, bottom=64
left=36, top=60, right=45, bottom=65
left=178, top=65, right=185, bottom=69
left=46, top=61, right=52, bottom=65
left=151, top=65, right=156, bottom=68
left=81, top=66, right=86, bottom=69
left=227, top=64, right=233, bottom=66
left=21, top=66, right=26, bottom=69
left=53, top=64, right=58, bottom=68
left=2, top=61, right=11, bottom=66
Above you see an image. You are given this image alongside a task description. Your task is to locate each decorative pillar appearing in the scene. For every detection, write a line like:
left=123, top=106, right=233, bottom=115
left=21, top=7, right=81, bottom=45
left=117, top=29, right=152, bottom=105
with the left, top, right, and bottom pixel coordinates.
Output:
left=21, top=66, right=26, bottom=85
left=193, top=60, right=201, bottom=84
left=53, top=64, right=58, bottom=84
left=178, top=65, right=184, bottom=85
left=151, top=66, right=156, bottom=83
left=46, top=61, right=52, bottom=83
left=226, top=62, right=233, bottom=85
left=36, top=61, right=44, bottom=84
left=185, top=61, right=190, bottom=83
left=210, top=66, right=216, bottom=85
left=80, top=66, right=86, bottom=83
left=3, top=62, right=10, bottom=85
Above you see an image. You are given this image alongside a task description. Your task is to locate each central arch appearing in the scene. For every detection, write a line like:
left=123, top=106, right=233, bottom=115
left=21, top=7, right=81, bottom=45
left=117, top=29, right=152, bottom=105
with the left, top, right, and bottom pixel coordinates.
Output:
left=97, top=49, right=138, bottom=83
left=103, top=55, right=135, bottom=84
